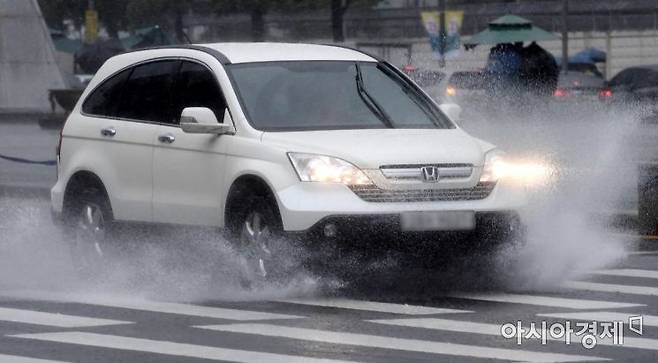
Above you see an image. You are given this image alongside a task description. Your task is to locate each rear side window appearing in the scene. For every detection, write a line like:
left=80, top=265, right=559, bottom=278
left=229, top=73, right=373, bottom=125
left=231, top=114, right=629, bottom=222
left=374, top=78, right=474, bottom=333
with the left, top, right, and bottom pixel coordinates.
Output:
left=172, top=61, right=226, bottom=123
left=609, top=68, right=644, bottom=88
left=633, top=70, right=658, bottom=90
left=117, top=60, right=178, bottom=123
left=82, top=69, right=130, bottom=117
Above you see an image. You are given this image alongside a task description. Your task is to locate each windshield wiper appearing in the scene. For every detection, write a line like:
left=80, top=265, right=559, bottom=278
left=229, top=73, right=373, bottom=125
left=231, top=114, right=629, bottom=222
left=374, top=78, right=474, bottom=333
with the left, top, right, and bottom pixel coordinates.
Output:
left=377, top=63, right=444, bottom=128
left=355, top=63, right=394, bottom=128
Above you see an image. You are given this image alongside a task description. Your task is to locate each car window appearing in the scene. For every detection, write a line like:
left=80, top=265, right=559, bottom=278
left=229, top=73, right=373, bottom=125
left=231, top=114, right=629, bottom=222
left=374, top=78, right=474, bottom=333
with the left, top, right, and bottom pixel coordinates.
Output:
left=172, top=61, right=226, bottom=124
left=609, top=68, right=644, bottom=88
left=633, top=69, right=658, bottom=90
left=116, top=60, right=178, bottom=123
left=360, top=64, right=439, bottom=127
left=228, top=61, right=452, bottom=131
left=82, top=68, right=131, bottom=117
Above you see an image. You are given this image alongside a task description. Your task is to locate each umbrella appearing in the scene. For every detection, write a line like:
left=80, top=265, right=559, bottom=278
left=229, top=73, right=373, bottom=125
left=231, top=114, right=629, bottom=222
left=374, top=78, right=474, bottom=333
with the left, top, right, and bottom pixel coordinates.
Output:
left=570, top=47, right=606, bottom=63
left=463, top=15, right=558, bottom=49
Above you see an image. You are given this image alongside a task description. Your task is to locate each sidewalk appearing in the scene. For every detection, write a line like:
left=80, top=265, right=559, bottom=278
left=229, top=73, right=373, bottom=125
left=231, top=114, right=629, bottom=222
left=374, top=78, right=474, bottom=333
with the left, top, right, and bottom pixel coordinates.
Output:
left=0, top=115, right=57, bottom=197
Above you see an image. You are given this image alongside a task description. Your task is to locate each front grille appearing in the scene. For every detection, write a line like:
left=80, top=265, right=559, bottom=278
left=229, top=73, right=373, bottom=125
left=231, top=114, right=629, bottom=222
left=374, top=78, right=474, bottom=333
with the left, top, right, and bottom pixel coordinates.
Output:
left=380, top=163, right=473, bottom=181
left=349, top=182, right=496, bottom=203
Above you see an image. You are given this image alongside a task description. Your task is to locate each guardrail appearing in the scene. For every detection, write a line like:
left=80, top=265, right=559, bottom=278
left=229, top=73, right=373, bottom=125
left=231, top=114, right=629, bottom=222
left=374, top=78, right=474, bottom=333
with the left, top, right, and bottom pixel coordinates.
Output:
left=0, top=153, right=56, bottom=166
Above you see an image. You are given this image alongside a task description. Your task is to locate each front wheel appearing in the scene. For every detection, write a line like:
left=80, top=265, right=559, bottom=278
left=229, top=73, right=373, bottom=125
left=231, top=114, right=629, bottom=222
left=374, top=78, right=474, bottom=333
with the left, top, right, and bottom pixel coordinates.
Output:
left=230, top=196, right=297, bottom=283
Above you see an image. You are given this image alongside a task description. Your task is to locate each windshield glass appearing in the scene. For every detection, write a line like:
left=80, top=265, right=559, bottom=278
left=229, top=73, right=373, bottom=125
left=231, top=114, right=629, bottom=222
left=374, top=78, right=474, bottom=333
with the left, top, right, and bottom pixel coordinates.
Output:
left=228, top=61, right=454, bottom=131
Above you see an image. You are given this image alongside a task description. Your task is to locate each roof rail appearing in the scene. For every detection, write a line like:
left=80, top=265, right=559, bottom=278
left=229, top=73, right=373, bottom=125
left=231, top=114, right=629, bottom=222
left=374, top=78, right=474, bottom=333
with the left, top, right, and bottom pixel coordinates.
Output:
left=319, top=43, right=383, bottom=62
left=120, top=44, right=231, bottom=65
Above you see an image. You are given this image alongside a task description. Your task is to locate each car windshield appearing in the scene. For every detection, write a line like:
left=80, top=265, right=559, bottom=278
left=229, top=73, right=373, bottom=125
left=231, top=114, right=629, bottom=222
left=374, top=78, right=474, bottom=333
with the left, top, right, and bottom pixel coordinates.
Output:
left=228, top=61, right=454, bottom=131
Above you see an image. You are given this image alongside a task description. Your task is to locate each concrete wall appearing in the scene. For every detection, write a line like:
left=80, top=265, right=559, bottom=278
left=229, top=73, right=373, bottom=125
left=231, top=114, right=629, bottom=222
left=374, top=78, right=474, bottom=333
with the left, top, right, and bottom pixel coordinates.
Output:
left=0, top=0, right=66, bottom=112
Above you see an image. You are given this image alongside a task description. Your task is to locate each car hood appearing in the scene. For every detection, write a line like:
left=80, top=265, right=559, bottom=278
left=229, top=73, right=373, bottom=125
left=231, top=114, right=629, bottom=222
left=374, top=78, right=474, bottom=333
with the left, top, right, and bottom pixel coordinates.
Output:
left=261, top=128, right=491, bottom=169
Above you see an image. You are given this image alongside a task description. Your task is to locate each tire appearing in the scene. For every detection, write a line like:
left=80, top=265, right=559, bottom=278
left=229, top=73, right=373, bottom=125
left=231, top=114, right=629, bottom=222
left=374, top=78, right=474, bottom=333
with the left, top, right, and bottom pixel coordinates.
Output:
left=63, top=188, right=114, bottom=278
left=228, top=195, right=295, bottom=284
left=466, top=213, right=526, bottom=256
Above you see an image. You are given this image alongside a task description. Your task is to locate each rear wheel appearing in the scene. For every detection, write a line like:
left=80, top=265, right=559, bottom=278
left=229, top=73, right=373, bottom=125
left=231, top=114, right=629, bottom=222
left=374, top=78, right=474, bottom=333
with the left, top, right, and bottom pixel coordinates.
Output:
left=64, top=189, right=114, bottom=277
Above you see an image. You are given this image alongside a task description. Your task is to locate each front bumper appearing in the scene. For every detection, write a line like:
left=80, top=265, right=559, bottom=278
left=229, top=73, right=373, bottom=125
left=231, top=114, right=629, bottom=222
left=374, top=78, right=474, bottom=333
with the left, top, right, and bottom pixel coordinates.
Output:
left=275, top=179, right=526, bottom=231
left=302, top=210, right=521, bottom=239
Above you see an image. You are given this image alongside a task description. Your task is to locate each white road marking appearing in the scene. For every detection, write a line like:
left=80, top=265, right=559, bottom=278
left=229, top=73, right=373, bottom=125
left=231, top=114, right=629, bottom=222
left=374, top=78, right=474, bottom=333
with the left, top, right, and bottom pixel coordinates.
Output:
left=0, top=307, right=130, bottom=328
left=275, top=298, right=470, bottom=315
left=593, top=269, right=658, bottom=280
left=370, top=317, right=658, bottom=351
left=538, top=312, right=658, bottom=327
left=563, top=281, right=658, bottom=296
left=0, top=291, right=302, bottom=321
left=0, top=354, right=68, bottom=363
left=197, top=323, right=605, bottom=362
left=79, top=300, right=304, bottom=321
left=450, top=293, right=643, bottom=309
left=10, top=332, right=354, bottom=363
left=628, top=251, right=658, bottom=256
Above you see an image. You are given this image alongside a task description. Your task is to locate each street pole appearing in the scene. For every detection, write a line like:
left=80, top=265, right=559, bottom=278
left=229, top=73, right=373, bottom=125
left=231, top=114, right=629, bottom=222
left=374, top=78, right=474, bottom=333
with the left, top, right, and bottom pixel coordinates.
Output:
left=561, top=0, right=569, bottom=74
left=438, top=0, right=446, bottom=68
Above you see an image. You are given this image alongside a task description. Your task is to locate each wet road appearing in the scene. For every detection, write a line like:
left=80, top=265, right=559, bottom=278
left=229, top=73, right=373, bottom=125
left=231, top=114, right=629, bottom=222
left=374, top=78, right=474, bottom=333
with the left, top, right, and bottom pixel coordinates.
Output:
left=1, top=196, right=658, bottom=362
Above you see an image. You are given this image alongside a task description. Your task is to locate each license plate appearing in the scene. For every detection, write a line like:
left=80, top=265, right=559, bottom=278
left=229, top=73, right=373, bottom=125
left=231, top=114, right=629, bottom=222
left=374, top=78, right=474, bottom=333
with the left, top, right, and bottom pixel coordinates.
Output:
left=400, top=211, right=475, bottom=231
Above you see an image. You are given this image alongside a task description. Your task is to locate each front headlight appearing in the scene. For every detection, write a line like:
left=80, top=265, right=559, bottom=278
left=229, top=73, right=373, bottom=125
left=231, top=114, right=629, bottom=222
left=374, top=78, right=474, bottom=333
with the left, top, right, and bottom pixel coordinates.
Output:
left=479, top=149, right=506, bottom=183
left=287, top=153, right=372, bottom=185
left=479, top=149, right=557, bottom=187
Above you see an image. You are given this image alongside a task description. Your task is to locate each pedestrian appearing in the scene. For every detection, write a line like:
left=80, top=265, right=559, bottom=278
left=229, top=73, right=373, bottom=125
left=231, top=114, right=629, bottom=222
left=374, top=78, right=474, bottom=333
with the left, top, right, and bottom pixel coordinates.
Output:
left=485, top=43, right=523, bottom=108
left=521, top=41, right=559, bottom=99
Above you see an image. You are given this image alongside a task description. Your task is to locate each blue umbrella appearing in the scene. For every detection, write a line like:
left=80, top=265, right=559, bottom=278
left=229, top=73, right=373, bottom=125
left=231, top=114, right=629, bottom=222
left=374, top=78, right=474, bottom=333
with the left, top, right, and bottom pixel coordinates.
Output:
left=570, top=47, right=606, bottom=63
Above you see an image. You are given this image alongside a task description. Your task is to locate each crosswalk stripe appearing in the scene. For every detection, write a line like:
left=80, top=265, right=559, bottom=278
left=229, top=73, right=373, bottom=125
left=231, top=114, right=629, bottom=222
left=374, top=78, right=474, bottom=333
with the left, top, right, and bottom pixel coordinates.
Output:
left=538, top=312, right=658, bottom=327
left=10, top=332, right=354, bottom=363
left=592, top=269, right=658, bottom=279
left=80, top=299, right=304, bottom=321
left=0, top=307, right=130, bottom=328
left=197, top=323, right=606, bottom=362
left=274, top=298, right=470, bottom=315
left=450, top=293, right=643, bottom=309
left=0, top=354, right=68, bottom=363
left=0, top=291, right=303, bottom=321
left=370, top=317, right=658, bottom=351
left=563, top=281, right=658, bottom=296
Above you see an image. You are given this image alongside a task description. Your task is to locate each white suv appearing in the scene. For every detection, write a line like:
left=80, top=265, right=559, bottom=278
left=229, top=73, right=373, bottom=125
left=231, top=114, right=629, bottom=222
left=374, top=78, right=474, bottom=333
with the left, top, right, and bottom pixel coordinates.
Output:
left=51, top=43, right=526, bottom=278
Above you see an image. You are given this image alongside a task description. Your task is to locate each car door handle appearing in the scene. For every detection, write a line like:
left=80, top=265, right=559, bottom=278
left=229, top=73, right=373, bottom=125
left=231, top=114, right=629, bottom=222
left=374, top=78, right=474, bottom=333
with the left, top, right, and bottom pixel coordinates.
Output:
left=100, top=127, right=116, bottom=137
left=158, top=134, right=175, bottom=144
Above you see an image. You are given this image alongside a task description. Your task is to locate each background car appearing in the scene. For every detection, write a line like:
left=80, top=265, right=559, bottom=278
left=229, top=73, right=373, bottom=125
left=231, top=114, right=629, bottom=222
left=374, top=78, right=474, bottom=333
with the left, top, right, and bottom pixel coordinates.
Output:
left=443, top=70, right=488, bottom=109
left=552, top=69, right=606, bottom=103
left=602, top=64, right=658, bottom=122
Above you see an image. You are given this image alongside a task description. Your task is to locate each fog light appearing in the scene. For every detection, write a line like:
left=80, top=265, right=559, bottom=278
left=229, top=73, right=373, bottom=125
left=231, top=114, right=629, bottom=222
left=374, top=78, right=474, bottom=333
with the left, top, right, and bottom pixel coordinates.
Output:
left=323, top=223, right=337, bottom=238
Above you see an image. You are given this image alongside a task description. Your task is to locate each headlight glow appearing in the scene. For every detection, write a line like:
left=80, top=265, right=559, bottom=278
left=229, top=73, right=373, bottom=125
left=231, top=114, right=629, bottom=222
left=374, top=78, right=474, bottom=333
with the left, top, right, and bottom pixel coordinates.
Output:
left=287, top=153, right=372, bottom=185
left=479, top=149, right=506, bottom=183
left=480, top=150, right=557, bottom=187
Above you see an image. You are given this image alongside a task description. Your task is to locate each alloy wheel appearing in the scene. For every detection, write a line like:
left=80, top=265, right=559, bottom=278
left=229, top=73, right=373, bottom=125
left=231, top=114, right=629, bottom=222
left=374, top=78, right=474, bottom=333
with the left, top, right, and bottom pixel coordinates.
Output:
left=240, top=211, right=274, bottom=278
left=73, top=202, right=106, bottom=271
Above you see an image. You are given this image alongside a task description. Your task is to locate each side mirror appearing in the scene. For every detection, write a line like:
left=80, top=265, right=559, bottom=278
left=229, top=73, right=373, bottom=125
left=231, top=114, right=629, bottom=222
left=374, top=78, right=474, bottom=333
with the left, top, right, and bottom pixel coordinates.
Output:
left=180, top=107, right=235, bottom=134
left=438, top=103, right=462, bottom=122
